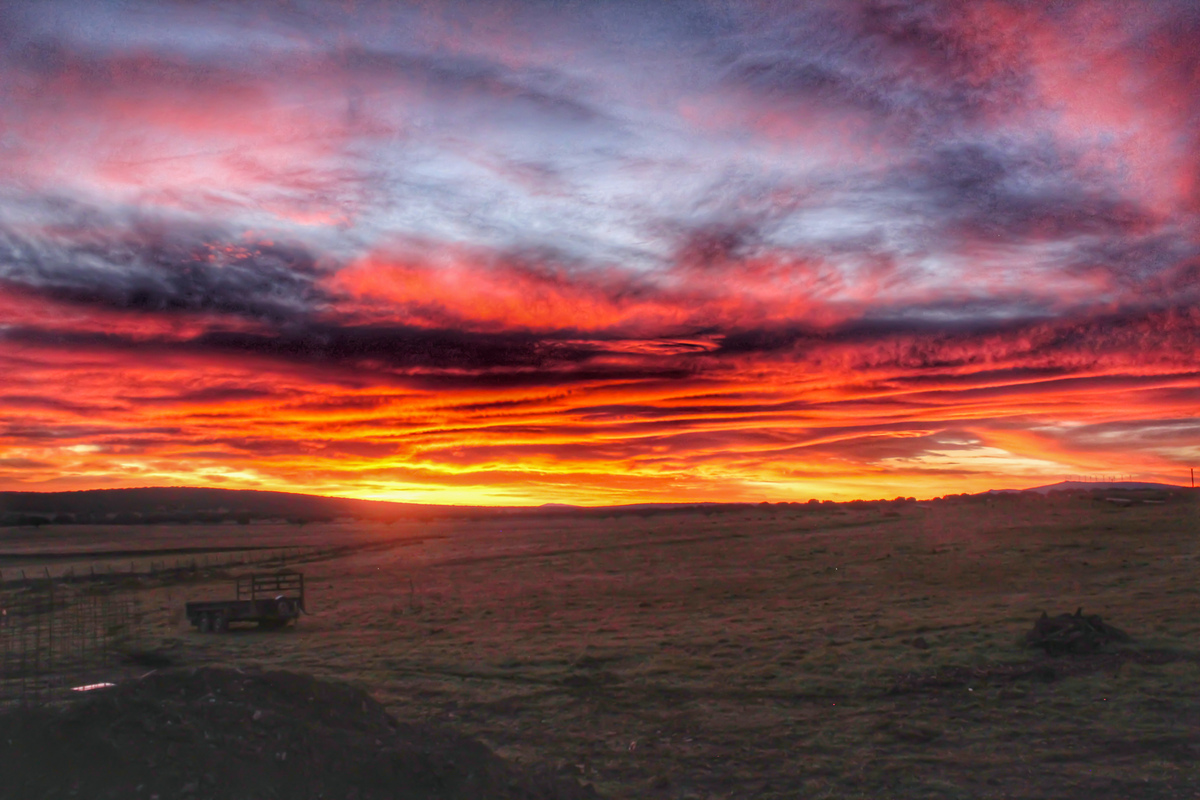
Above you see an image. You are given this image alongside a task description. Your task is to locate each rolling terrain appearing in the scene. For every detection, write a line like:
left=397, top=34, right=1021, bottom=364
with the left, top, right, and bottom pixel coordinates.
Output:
left=3, top=490, right=1198, bottom=798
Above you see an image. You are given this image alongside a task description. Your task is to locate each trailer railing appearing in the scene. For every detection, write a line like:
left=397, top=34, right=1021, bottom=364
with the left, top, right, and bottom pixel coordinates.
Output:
left=236, top=572, right=304, bottom=608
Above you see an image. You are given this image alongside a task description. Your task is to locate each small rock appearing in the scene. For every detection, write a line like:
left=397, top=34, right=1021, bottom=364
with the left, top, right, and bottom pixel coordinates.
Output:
left=912, top=636, right=929, bottom=650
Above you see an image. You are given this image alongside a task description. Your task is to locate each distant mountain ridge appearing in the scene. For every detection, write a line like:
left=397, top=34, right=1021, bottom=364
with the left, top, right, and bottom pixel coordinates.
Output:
left=0, top=487, right=753, bottom=525
left=1017, top=481, right=1188, bottom=495
left=0, top=486, right=460, bottom=523
left=1, top=483, right=1193, bottom=526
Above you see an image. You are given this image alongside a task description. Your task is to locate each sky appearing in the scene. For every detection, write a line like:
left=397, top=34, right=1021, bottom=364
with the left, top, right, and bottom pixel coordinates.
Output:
left=0, top=0, right=1198, bottom=505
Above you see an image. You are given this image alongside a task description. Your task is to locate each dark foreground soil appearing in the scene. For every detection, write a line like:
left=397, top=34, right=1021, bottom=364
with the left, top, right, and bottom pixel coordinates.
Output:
left=887, top=645, right=1200, bottom=694
left=0, top=667, right=602, bottom=800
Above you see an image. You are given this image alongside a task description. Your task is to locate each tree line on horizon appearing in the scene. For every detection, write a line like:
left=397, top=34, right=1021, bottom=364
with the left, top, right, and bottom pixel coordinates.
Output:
left=1, top=485, right=1190, bottom=529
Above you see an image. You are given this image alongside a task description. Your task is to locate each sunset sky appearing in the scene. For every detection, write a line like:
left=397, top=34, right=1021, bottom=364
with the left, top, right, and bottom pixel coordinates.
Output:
left=1, top=0, right=1198, bottom=504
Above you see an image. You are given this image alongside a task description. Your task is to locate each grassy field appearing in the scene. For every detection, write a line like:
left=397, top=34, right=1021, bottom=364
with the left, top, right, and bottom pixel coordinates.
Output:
left=5, top=495, right=1200, bottom=798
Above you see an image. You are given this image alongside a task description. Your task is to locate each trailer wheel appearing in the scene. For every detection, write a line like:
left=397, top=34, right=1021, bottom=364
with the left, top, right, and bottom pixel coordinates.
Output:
left=214, top=613, right=229, bottom=633
left=277, top=600, right=291, bottom=617
left=198, top=613, right=212, bottom=633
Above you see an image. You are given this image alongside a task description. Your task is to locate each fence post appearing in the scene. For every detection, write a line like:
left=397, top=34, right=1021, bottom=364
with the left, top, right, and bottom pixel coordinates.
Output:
left=100, top=594, right=107, bottom=667
left=33, top=588, right=42, bottom=705
left=48, top=578, right=54, bottom=699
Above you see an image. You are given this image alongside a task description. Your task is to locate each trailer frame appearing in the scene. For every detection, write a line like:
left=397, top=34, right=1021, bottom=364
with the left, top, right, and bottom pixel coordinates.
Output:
left=185, top=571, right=306, bottom=632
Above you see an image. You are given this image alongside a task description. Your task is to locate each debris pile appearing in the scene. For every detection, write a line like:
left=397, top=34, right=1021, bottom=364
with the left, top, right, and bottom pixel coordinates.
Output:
left=0, top=667, right=601, bottom=800
left=1024, top=608, right=1131, bottom=655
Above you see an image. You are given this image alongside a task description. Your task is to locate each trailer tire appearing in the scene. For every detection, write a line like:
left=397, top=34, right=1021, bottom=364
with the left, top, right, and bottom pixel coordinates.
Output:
left=277, top=600, right=291, bottom=617
left=214, top=613, right=229, bottom=633
left=198, top=613, right=212, bottom=633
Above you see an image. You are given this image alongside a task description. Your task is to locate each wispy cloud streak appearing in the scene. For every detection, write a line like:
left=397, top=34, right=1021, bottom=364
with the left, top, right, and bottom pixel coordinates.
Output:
left=0, top=0, right=1197, bottom=502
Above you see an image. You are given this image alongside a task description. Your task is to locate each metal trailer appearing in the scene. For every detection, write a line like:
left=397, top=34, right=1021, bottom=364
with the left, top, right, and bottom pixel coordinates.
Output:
left=185, top=571, right=306, bottom=632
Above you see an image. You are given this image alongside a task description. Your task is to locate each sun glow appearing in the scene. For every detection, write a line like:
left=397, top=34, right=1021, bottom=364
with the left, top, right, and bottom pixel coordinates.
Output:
left=1, top=1, right=1198, bottom=502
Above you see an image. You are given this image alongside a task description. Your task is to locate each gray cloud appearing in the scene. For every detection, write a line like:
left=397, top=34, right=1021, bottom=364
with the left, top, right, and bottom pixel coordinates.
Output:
left=898, top=140, right=1154, bottom=243
left=0, top=202, right=331, bottom=322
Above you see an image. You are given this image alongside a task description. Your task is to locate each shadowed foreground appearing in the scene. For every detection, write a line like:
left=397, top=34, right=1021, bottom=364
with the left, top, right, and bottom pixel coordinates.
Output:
left=3, top=493, right=1200, bottom=798
left=0, top=667, right=600, bottom=800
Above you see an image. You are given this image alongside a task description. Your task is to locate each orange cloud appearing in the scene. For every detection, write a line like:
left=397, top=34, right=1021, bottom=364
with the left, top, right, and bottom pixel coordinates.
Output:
left=3, top=0, right=1199, bottom=503
left=3, top=280, right=1197, bottom=503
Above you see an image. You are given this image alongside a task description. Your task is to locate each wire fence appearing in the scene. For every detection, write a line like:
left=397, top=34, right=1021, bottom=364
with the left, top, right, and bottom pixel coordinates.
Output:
left=0, top=544, right=355, bottom=588
left=0, top=581, right=144, bottom=708
left=0, top=540, right=386, bottom=708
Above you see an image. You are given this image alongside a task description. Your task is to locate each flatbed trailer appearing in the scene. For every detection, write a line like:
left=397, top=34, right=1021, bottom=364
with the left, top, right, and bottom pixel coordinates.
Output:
left=186, top=571, right=305, bottom=632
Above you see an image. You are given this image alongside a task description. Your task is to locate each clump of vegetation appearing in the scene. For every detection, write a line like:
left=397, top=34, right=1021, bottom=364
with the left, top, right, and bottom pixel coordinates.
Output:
left=1024, top=608, right=1132, bottom=655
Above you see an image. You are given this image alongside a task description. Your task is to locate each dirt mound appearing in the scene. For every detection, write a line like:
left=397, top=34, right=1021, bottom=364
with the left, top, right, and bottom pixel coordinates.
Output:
left=1024, top=608, right=1131, bottom=655
left=0, top=667, right=602, bottom=800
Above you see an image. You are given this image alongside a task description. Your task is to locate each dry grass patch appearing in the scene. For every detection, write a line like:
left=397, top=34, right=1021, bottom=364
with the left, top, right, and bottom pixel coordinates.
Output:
left=6, top=497, right=1199, bottom=798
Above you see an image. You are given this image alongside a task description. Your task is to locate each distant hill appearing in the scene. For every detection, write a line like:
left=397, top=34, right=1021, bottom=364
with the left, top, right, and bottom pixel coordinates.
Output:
left=1019, top=481, right=1189, bottom=495
left=0, top=487, right=468, bottom=525
left=4, top=482, right=1192, bottom=527
left=0, top=487, right=763, bottom=526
